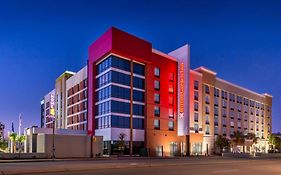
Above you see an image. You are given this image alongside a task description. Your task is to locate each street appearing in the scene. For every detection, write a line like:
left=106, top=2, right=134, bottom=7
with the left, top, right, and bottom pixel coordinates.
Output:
left=0, top=157, right=281, bottom=175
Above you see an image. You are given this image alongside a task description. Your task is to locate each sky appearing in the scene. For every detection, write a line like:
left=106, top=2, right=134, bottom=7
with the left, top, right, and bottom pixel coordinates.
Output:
left=0, top=0, right=280, bottom=135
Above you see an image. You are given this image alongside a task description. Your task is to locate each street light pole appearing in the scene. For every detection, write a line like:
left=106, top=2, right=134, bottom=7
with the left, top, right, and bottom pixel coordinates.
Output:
left=51, top=119, right=55, bottom=159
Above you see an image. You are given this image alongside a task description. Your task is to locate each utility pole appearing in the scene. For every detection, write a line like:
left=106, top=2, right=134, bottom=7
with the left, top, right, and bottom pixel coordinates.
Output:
left=129, top=61, right=133, bottom=156
left=51, top=119, right=55, bottom=159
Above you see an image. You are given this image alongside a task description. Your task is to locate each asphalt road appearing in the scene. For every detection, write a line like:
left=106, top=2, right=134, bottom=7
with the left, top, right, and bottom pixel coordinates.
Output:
left=1, top=157, right=281, bottom=175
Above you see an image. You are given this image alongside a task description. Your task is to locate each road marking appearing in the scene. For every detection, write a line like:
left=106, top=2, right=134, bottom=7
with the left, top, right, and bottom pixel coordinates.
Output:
left=130, top=163, right=137, bottom=166
left=213, top=169, right=239, bottom=174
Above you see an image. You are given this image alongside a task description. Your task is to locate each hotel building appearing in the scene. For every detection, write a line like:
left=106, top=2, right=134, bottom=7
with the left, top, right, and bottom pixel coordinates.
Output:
left=189, top=67, right=272, bottom=154
left=42, top=89, right=56, bottom=128
left=41, top=27, right=272, bottom=156
left=66, top=66, right=88, bottom=130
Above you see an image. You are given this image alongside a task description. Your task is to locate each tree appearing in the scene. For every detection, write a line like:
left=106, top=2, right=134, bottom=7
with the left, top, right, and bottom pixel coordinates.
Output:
left=9, top=132, right=17, bottom=153
left=231, top=131, right=245, bottom=153
left=268, top=134, right=281, bottom=152
left=117, top=133, right=126, bottom=155
left=0, top=140, right=8, bottom=152
left=215, top=135, right=229, bottom=155
left=17, top=135, right=26, bottom=156
left=268, top=134, right=274, bottom=150
left=246, top=133, right=258, bottom=154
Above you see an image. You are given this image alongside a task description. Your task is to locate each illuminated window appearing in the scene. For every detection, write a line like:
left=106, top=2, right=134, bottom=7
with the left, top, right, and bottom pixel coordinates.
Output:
left=154, top=80, right=160, bottom=90
left=169, top=73, right=174, bottom=82
left=169, top=109, right=174, bottom=118
left=154, top=94, right=160, bottom=103
left=169, top=84, right=174, bottom=94
left=169, top=96, right=174, bottom=106
left=154, top=119, right=160, bottom=130
left=154, top=68, right=160, bottom=77
left=168, top=121, right=174, bottom=131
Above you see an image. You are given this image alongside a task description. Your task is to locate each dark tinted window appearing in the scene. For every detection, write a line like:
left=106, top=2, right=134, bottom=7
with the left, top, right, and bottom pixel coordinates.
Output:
left=111, top=101, right=130, bottom=114
left=133, top=90, right=144, bottom=102
left=133, top=77, right=145, bottom=89
left=133, top=63, right=145, bottom=75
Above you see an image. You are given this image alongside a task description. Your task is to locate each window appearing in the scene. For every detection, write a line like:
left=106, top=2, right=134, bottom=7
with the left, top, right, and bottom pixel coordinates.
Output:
left=194, top=124, right=199, bottom=133
left=244, top=121, right=248, bottom=129
left=194, top=91, right=199, bottom=101
left=205, top=96, right=209, bottom=104
left=133, top=118, right=144, bottom=129
left=169, top=84, right=174, bottom=94
left=154, top=94, right=160, bottom=103
left=230, top=121, right=234, bottom=127
left=110, top=115, right=130, bottom=128
left=223, top=127, right=227, bottom=135
left=222, top=100, right=227, bottom=108
left=238, top=122, right=241, bottom=128
left=169, top=96, right=174, bottom=106
left=205, top=106, right=209, bottom=114
left=194, top=102, right=199, bottom=111
left=214, top=107, right=219, bottom=116
left=222, top=118, right=227, bottom=126
left=194, top=113, right=199, bottom=122
left=169, top=73, right=174, bottom=82
left=214, top=88, right=219, bottom=97
left=154, top=119, right=160, bottom=129
left=214, top=126, right=219, bottom=135
left=222, top=109, right=227, bottom=117
left=214, top=97, right=219, bottom=106
left=154, top=68, right=160, bottom=77
left=205, top=115, right=209, bottom=124
left=133, top=104, right=144, bottom=116
left=133, top=90, right=144, bottom=102
left=205, top=85, right=210, bottom=94
left=169, top=109, right=174, bottom=118
left=133, top=77, right=145, bottom=89
left=133, top=63, right=145, bottom=76
left=154, top=80, right=160, bottom=90
left=169, top=121, right=174, bottom=131
left=194, top=80, right=199, bottom=90
left=205, top=125, right=210, bottom=135
left=110, top=101, right=130, bottom=114
left=154, top=106, right=160, bottom=116
left=111, top=56, right=130, bottom=72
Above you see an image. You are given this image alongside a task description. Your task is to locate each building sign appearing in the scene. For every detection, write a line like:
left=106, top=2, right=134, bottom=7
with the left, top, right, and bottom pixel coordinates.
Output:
left=179, top=63, right=184, bottom=118
left=169, top=45, right=190, bottom=136
left=50, top=94, right=55, bottom=117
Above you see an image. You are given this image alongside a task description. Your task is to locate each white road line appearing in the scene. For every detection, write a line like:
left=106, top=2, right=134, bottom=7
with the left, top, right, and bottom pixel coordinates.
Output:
left=213, top=169, right=239, bottom=174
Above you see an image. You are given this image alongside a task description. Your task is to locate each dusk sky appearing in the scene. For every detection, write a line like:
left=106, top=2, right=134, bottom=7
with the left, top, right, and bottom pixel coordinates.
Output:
left=0, top=0, right=280, bottom=134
